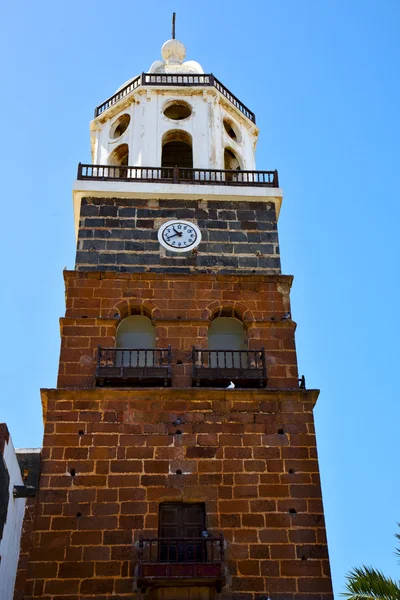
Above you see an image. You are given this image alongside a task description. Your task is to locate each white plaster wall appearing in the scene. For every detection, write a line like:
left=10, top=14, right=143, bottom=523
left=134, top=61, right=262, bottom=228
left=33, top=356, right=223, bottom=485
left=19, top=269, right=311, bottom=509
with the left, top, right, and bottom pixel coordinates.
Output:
left=90, top=87, right=258, bottom=170
left=219, top=104, right=257, bottom=170
left=0, top=437, right=25, bottom=600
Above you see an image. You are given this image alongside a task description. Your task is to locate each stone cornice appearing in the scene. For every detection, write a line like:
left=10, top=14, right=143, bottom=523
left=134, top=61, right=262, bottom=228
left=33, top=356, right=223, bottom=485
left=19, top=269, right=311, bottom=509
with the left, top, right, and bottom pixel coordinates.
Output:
left=63, top=269, right=293, bottom=286
left=41, top=387, right=320, bottom=421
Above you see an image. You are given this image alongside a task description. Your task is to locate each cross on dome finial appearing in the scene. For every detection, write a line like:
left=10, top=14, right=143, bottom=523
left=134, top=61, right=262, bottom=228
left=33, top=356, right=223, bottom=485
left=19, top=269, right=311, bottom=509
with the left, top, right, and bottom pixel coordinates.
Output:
left=147, top=16, right=204, bottom=74
left=161, top=12, right=185, bottom=64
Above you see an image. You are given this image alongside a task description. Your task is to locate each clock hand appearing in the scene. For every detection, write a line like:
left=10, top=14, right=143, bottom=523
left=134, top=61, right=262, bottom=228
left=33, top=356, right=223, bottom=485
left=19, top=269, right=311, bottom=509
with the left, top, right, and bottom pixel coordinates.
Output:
left=166, top=232, right=180, bottom=241
left=173, top=227, right=183, bottom=236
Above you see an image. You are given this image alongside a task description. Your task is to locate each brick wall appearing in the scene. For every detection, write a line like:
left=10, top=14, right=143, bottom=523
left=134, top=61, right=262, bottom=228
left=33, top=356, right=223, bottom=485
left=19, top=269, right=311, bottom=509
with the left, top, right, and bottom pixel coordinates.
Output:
left=17, top=388, right=333, bottom=600
left=76, top=198, right=281, bottom=274
left=58, top=271, right=297, bottom=389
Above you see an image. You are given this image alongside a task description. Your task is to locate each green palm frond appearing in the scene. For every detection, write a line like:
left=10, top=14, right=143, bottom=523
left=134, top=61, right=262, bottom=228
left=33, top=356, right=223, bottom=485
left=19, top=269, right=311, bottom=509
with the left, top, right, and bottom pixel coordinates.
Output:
left=395, top=524, right=400, bottom=563
left=341, top=566, right=400, bottom=600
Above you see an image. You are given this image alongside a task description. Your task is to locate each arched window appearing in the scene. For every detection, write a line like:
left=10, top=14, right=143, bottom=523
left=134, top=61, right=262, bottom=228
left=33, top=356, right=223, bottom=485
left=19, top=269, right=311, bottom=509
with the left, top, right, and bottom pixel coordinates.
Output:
left=109, top=143, right=129, bottom=166
left=224, top=148, right=241, bottom=171
left=116, top=315, right=155, bottom=366
left=162, top=130, right=193, bottom=169
left=208, top=317, right=247, bottom=368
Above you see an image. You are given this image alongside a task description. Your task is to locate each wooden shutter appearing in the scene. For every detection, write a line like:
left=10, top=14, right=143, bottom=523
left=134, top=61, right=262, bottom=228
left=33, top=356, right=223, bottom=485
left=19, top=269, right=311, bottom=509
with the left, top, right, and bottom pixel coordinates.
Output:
left=182, top=503, right=205, bottom=537
left=159, top=503, right=205, bottom=537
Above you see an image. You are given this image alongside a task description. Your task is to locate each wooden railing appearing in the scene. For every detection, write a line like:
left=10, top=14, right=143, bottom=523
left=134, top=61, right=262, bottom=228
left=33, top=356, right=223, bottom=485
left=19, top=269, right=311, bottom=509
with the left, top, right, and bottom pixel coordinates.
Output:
left=192, top=348, right=267, bottom=388
left=213, top=76, right=254, bottom=123
left=94, top=72, right=256, bottom=123
left=95, top=74, right=141, bottom=116
left=142, top=73, right=212, bottom=87
left=96, top=346, right=172, bottom=387
left=138, top=535, right=225, bottom=590
left=77, top=163, right=279, bottom=187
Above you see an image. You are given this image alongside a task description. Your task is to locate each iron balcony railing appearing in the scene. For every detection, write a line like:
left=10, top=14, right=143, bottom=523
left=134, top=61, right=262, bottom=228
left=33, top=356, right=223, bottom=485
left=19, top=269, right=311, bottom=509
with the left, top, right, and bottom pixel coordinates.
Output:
left=192, top=347, right=267, bottom=388
left=138, top=535, right=225, bottom=590
left=95, top=72, right=255, bottom=122
left=96, top=346, right=172, bottom=387
left=77, top=163, right=279, bottom=187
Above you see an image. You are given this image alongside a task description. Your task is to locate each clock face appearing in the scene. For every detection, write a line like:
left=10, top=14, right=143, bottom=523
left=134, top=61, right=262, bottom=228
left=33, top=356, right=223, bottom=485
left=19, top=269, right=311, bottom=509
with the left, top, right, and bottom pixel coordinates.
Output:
left=158, top=220, right=201, bottom=253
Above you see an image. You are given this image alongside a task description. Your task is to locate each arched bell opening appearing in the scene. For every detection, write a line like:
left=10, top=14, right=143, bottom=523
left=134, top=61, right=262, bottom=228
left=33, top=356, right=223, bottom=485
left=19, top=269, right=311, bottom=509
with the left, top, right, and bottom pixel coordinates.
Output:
left=116, top=315, right=156, bottom=367
left=224, top=147, right=242, bottom=183
left=96, top=312, right=172, bottom=387
left=108, top=143, right=129, bottom=166
left=161, top=130, right=193, bottom=169
left=224, top=147, right=241, bottom=171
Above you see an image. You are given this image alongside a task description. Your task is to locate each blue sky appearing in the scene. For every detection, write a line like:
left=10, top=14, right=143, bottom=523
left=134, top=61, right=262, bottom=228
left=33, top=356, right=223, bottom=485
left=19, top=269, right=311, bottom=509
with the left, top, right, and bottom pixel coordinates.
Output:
left=1, top=1, right=399, bottom=596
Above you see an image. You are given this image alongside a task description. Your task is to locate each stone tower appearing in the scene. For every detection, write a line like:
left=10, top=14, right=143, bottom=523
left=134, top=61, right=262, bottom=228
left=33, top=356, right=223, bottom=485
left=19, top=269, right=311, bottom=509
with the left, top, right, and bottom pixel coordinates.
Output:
left=14, top=34, right=334, bottom=600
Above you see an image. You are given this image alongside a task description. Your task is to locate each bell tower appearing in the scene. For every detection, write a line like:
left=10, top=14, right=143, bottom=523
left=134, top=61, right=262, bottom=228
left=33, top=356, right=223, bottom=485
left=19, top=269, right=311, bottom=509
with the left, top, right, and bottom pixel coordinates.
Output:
left=15, top=30, right=334, bottom=600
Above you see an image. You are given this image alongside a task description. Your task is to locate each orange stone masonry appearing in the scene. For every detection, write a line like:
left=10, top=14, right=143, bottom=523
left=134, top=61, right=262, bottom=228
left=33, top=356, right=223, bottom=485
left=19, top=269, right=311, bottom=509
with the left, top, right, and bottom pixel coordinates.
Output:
left=15, top=387, right=332, bottom=599
left=14, top=267, right=334, bottom=599
left=58, top=271, right=298, bottom=390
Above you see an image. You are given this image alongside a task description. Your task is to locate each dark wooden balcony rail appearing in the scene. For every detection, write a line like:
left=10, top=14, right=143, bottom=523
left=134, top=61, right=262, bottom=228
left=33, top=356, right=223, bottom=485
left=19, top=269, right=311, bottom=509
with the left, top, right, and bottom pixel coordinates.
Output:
left=138, top=535, right=225, bottom=590
left=77, top=163, right=279, bottom=187
left=95, top=72, right=256, bottom=123
left=95, top=74, right=141, bottom=117
left=96, top=346, right=172, bottom=387
left=192, top=347, right=267, bottom=388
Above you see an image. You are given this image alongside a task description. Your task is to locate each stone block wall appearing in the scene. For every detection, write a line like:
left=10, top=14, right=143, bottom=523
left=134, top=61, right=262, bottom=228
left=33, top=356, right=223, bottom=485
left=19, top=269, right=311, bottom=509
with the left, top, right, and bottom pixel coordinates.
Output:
left=58, top=271, right=297, bottom=389
left=76, top=198, right=280, bottom=275
left=16, top=388, right=333, bottom=600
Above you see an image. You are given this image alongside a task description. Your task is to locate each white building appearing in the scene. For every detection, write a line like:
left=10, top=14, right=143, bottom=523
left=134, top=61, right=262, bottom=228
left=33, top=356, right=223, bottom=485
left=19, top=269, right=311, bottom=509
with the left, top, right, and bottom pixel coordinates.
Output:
left=0, top=428, right=26, bottom=600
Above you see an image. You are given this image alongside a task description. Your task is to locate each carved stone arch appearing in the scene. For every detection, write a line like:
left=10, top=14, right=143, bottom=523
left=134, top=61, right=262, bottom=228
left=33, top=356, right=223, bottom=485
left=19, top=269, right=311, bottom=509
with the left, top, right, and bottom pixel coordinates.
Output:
left=107, top=300, right=161, bottom=322
left=224, top=146, right=242, bottom=170
left=108, top=143, right=129, bottom=166
left=161, top=129, right=193, bottom=169
left=202, top=301, right=255, bottom=325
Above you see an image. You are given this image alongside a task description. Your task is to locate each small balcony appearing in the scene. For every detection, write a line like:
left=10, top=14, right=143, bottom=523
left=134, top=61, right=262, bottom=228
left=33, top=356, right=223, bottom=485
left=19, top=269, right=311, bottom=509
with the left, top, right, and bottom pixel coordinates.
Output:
left=137, top=535, right=225, bottom=592
left=96, top=346, right=172, bottom=387
left=77, top=163, right=279, bottom=188
left=192, top=348, right=267, bottom=388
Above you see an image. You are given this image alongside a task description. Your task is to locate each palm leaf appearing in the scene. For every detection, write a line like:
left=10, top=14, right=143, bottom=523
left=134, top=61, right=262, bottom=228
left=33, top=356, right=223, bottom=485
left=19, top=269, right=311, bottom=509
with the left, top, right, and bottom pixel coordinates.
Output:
left=395, top=524, right=400, bottom=563
left=341, top=566, right=400, bottom=600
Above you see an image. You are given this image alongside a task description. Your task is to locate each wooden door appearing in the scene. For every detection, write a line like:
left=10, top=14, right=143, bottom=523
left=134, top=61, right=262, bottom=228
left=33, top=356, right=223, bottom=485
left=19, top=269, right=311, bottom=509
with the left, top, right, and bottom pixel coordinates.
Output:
left=159, top=503, right=205, bottom=562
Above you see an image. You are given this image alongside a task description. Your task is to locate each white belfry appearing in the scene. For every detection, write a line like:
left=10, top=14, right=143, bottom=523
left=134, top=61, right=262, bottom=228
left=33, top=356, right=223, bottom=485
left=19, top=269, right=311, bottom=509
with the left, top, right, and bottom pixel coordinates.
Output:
left=90, top=38, right=259, bottom=172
